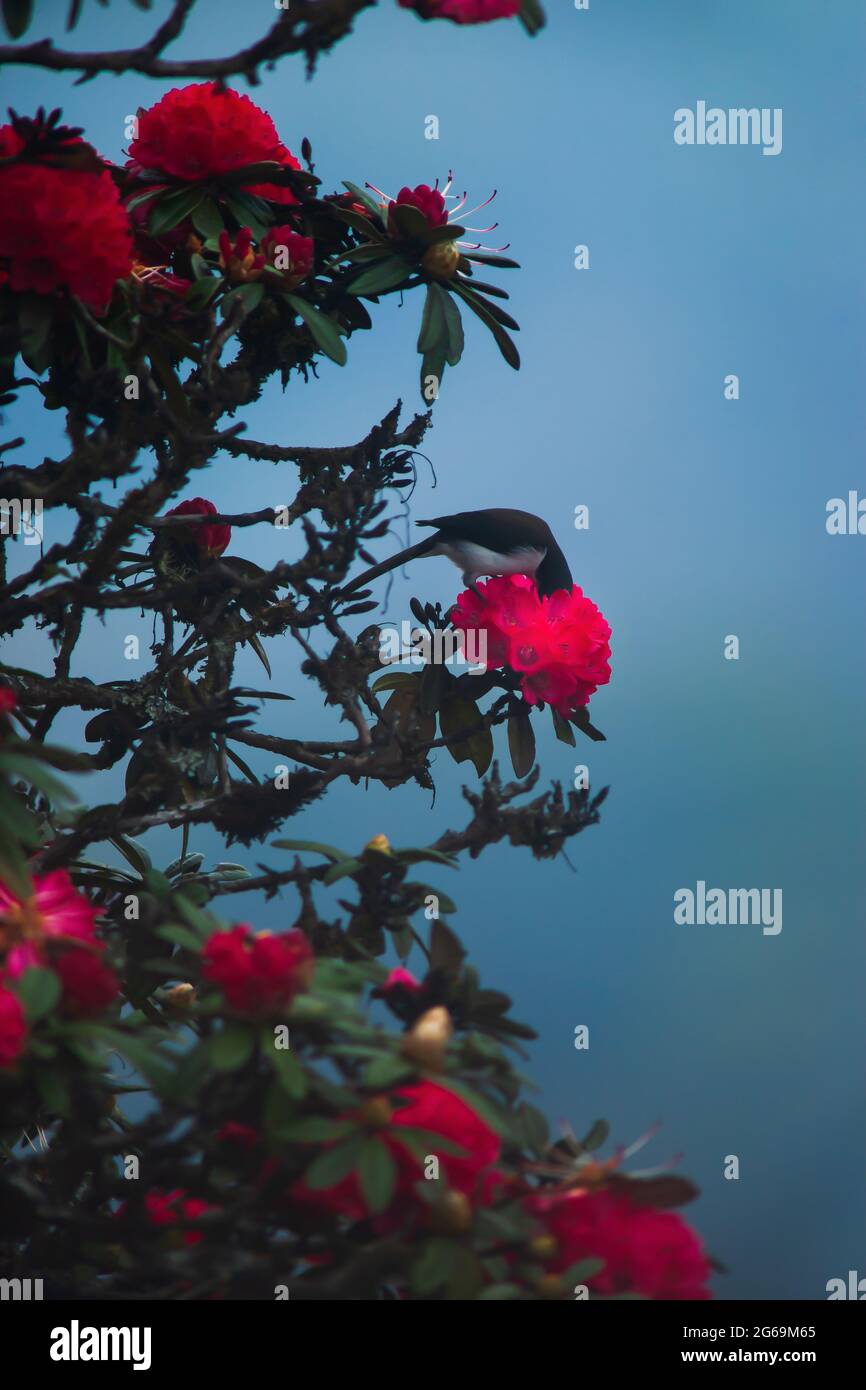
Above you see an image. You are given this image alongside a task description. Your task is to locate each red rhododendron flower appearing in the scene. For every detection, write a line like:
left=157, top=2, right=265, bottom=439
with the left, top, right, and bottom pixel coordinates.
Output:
left=525, top=1188, right=712, bottom=1300
left=0, top=125, right=132, bottom=314
left=165, top=498, right=231, bottom=560
left=54, top=947, right=119, bottom=1018
left=380, top=966, right=422, bottom=995
left=0, top=973, right=27, bottom=1069
left=451, top=573, right=612, bottom=717
left=398, top=0, right=521, bottom=24
left=201, top=925, right=314, bottom=1017
left=143, top=1188, right=214, bottom=1246
left=261, top=226, right=314, bottom=288
left=292, top=1080, right=501, bottom=1223
left=218, top=226, right=265, bottom=284
left=0, top=686, right=16, bottom=720
left=127, top=84, right=300, bottom=204
left=218, top=1121, right=260, bottom=1151
left=0, top=870, right=100, bottom=977
left=388, top=183, right=448, bottom=231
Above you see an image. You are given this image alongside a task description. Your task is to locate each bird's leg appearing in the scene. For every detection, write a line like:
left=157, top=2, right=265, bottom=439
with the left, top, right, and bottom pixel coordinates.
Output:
left=462, top=572, right=482, bottom=597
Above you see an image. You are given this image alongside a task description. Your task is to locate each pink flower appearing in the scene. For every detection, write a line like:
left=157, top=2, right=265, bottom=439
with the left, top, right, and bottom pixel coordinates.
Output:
left=388, top=183, right=448, bottom=231
left=0, top=871, right=100, bottom=977
left=165, top=497, right=231, bottom=560
left=261, top=226, right=314, bottom=288
left=451, top=574, right=612, bottom=718
left=201, top=925, right=314, bottom=1018
left=398, top=0, right=521, bottom=24
left=0, top=973, right=27, bottom=1069
left=380, top=966, right=422, bottom=995
left=127, top=84, right=300, bottom=205
left=143, top=1188, right=214, bottom=1246
left=54, top=947, right=119, bottom=1018
left=525, top=1188, right=712, bottom=1300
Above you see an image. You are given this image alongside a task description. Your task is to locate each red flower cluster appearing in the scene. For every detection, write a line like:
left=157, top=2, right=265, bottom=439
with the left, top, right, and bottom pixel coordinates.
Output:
left=388, top=183, right=448, bottom=230
left=0, top=125, right=132, bottom=314
left=525, top=1188, right=712, bottom=1300
left=201, top=925, right=314, bottom=1018
left=144, top=1189, right=214, bottom=1246
left=165, top=498, right=231, bottom=560
left=0, top=870, right=118, bottom=1018
left=398, top=0, right=521, bottom=23
left=127, top=83, right=300, bottom=204
left=451, top=573, right=612, bottom=716
left=261, top=226, right=314, bottom=288
left=218, top=226, right=265, bottom=284
left=293, top=1080, right=501, bottom=1224
left=0, top=971, right=26, bottom=1069
left=0, top=686, right=16, bottom=723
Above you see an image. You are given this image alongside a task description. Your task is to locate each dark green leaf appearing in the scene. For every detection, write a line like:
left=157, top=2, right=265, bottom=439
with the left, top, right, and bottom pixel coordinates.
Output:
left=303, top=1134, right=365, bottom=1190
left=348, top=256, right=413, bottom=297
left=358, top=1138, right=398, bottom=1214
left=210, top=1025, right=255, bottom=1072
left=191, top=197, right=225, bottom=240
left=507, top=711, right=536, bottom=778
left=285, top=293, right=347, bottom=366
left=147, top=186, right=204, bottom=237
left=2, top=0, right=33, bottom=39
left=14, top=967, right=61, bottom=1023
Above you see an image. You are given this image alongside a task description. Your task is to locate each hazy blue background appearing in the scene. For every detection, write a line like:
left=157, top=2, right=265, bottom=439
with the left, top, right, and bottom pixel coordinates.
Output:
left=4, top=0, right=865, bottom=1299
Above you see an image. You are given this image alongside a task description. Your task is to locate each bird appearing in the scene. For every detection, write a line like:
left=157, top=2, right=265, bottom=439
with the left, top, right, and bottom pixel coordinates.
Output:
left=340, top=508, right=573, bottom=599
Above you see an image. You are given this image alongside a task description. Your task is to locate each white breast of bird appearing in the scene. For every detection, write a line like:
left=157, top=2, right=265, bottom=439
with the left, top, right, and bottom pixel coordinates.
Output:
left=436, top=539, right=547, bottom=583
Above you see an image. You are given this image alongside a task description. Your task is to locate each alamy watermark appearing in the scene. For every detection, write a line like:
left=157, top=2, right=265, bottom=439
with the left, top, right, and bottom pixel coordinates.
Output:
left=674, top=881, right=782, bottom=936
left=674, top=102, right=782, bottom=157
left=0, top=498, right=43, bottom=545
left=378, top=622, right=487, bottom=673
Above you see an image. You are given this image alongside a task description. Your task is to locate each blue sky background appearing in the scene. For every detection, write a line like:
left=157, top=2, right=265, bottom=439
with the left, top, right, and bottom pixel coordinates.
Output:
left=3, top=0, right=865, bottom=1298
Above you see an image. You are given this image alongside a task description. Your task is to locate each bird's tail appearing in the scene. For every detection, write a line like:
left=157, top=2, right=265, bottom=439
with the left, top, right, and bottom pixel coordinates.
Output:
left=340, top=537, right=436, bottom=596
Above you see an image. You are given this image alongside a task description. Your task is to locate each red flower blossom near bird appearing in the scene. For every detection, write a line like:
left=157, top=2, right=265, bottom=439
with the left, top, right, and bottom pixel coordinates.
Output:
left=218, top=226, right=265, bottom=284
left=54, top=947, right=119, bottom=1019
left=0, top=122, right=132, bottom=314
left=141, top=1189, right=214, bottom=1246
left=0, top=686, right=16, bottom=726
left=398, top=0, right=521, bottom=23
left=388, top=183, right=448, bottom=231
left=0, top=973, right=27, bottom=1069
left=525, top=1188, right=712, bottom=1300
left=261, top=226, right=314, bottom=288
left=201, top=925, right=314, bottom=1018
left=165, top=498, right=231, bottom=561
left=127, top=83, right=300, bottom=204
left=451, top=573, right=612, bottom=717
left=0, top=870, right=101, bottom=977
left=292, top=1079, right=501, bottom=1223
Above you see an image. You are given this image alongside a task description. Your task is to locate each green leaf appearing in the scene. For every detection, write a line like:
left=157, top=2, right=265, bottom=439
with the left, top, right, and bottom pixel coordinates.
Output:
left=285, top=294, right=347, bottom=366
left=370, top=672, right=421, bottom=695
left=452, top=281, right=520, bottom=370
left=478, top=1283, right=522, bottom=1300
left=17, top=294, right=54, bottom=369
left=147, top=186, right=204, bottom=237
left=358, top=1138, right=398, bottom=1214
left=507, top=711, right=536, bottom=779
left=271, top=838, right=347, bottom=863
left=0, top=751, right=72, bottom=804
left=439, top=694, right=493, bottom=777
left=276, top=1117, right=355, bottom=1144
left=361, top=1055, right=414, bottom=1089
left=579, top=1118, right=610, bottom=1152
left=185, top=276, right=221, bottom=311
left=221, top=190, right=272, bottom=241
left=35, top=1067, right=71, bottom=1117
left=109, top=835, right=151, bottom=877
left=190, top=197, right=225, bottom=240
left=341, top=180, right=386, bottom=220
left=434, top=284, right=464, bottom=366
left=417, top=283, right=447, bottom=356
left=411, top=1238, right=457, bottom=1295
left=322, top=857, right=362, bottom=885
left=563, top=1257, right=605, bottom=1286
left=155, top=924, right=204, bottom=954
left=303, top=1134, right=365, bottom=1191
left=14, top=967, right=61, bottom=1023
left=348, top=256, right=413, bottom=297
left=221, top=281, right=264, bottom=318
left=551, top=707, right=576, bottom=746
left=271, top=1045, right=308, bottom=1100
left=210, top=1025, right=255, bottom=1072
left=2, top=0, right=33, bottom=39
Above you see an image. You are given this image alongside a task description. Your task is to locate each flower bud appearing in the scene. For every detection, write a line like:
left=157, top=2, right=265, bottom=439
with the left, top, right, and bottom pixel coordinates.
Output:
left=400, top=1005, right=453, bottom=1071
